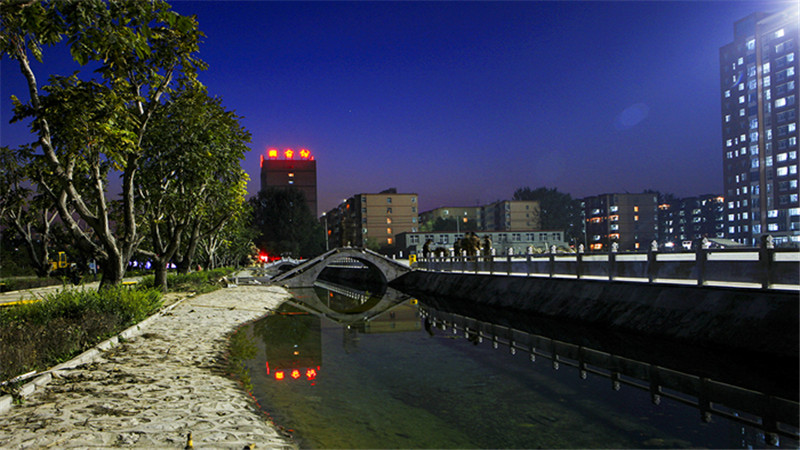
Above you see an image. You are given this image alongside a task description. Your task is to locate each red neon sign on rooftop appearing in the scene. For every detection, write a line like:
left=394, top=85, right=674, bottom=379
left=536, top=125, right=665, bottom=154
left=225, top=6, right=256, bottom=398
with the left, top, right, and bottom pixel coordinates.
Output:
left=265, top=147, right=314, bottom=160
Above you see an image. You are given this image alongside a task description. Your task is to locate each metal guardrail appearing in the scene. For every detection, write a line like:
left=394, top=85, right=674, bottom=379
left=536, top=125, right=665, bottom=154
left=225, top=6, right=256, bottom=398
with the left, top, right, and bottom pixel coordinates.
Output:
left=414, top=248, right=800, bottom=290
left=420, top=307, right=799, bottom=444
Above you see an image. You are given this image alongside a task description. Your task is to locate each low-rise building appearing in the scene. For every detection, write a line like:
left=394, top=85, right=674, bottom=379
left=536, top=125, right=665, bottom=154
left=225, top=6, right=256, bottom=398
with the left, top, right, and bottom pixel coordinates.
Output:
left=323, top=188, right=419, bottom=250
left=396, top=229, right=567, bottom=256
left=582, top=192, right=659, bottom=252
left=658, top=194, right=725, bottom=250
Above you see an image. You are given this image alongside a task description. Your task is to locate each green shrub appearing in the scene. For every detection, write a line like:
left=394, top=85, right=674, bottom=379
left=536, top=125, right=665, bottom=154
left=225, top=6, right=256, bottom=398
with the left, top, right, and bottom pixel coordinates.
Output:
left=0, top=287, right=163, bottom=383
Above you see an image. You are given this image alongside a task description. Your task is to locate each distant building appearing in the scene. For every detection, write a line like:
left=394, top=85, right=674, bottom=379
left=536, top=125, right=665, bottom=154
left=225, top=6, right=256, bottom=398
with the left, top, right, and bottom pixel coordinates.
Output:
left=658, top=195, right=726, bottom=250
left=480, top=200, right=541, bottom=231
left=420, top=201, right=541, bottom=232
left=260, top=148, right=317, bottom=216
left=419, top=206, right=480, bottom=232
left=396, top=229, right=566, bottom=256
left=582, top=193, right=658, bottom=251
left=323, top=188, right=418, bottom=250
left=719, top=8, right=799, bottom=246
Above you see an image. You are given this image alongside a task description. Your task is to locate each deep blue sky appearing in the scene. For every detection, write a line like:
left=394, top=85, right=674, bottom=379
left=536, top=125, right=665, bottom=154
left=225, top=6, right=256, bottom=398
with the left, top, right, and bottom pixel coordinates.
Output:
left=2, top=1, right=796, bottom=216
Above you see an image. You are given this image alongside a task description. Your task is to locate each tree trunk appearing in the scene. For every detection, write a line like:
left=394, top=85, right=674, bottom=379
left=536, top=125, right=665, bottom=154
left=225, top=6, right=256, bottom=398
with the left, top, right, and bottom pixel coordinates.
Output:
left=153, top=257, right=168, bottom=293
left=99, top=256, right=125, bottom=289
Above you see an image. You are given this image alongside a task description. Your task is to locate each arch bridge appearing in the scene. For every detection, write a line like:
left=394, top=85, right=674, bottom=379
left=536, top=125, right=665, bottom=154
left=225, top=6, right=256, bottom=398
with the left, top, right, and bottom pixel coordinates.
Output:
left=270, top=247, right=412, bottom=288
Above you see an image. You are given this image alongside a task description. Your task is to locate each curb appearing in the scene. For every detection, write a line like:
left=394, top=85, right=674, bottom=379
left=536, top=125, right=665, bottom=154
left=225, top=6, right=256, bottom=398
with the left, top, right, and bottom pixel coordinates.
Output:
left=0, top=295, right=191, bottom=416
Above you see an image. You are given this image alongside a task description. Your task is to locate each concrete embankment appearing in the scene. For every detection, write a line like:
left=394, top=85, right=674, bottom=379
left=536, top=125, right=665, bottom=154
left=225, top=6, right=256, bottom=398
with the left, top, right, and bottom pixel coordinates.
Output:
left=391, top=271, right=799, bottom=359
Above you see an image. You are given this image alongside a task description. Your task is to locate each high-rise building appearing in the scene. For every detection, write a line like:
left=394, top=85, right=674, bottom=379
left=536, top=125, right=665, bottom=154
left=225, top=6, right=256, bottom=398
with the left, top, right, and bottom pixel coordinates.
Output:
left=323, top=188, right=419, bottom=250
left=260, top=148, right=317, bottom=216
left=582, top=192, right=658, bottom=251
left=719, top=8, right=799, bottom=246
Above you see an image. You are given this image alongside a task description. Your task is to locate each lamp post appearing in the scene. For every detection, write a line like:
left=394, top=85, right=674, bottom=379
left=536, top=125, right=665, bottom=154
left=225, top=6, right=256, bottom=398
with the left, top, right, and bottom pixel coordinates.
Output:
left=322, top=212, right=329, bottom=251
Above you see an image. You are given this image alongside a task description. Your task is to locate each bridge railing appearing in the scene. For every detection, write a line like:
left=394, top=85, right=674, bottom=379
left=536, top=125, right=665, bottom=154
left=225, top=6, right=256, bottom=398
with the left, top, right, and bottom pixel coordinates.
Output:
left=414, top=248, right=800, bottom=290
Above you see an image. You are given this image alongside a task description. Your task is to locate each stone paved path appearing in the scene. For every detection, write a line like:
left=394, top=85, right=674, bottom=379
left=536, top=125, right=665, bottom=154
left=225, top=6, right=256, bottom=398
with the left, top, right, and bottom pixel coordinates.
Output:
left=0, top=286, right=296, bottom=449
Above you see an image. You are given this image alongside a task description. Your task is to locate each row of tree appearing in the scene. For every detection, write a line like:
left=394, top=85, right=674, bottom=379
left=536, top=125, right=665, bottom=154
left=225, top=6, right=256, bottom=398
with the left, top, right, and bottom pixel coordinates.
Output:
left=0, top=1, right=251, bottom=291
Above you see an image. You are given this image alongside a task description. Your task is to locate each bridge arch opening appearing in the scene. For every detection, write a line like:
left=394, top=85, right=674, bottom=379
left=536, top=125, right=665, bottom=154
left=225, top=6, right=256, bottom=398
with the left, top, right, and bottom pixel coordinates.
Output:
left=317, top=255, right=388, bottom=287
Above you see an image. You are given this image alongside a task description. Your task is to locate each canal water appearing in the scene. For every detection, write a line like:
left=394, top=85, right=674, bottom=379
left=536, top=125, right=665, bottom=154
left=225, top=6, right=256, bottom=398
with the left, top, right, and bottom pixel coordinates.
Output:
left=231, top=281, right=799, bottom=449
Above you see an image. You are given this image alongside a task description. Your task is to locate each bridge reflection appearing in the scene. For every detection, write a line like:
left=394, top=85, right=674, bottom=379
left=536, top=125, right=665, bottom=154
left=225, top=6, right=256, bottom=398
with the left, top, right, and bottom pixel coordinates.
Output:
left=418, top=297, right=799, bottom=444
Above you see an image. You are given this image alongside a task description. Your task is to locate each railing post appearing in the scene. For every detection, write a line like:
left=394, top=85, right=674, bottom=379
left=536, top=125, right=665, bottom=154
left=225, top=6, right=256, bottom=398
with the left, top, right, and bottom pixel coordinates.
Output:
left=608, top=249, right=617, bottom=281
left=695, top=247, right=707, bottom=286
left=549, top=248, right=555, bottom=278
left=759, top=235, right=775, bottom=289
left=526, top=248, right=532, bottom=276
left=647, top=240, right=658, bottom=283
left=507, top=247, right=513, bottom=275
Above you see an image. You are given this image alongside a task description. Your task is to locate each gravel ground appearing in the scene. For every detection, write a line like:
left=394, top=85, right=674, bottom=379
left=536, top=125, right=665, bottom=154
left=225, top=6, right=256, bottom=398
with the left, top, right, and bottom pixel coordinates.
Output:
left=0, top=285, right=297, bottom=449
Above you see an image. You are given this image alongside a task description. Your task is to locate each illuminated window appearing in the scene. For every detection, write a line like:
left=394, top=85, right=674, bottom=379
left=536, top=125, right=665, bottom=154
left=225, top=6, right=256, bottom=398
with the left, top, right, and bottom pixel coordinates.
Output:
left=763, top=62, right=770, bottom=74
left=725, top=89, right=731, bottom=98
left=387, top=228, right=392, bottom=235
left=386, top=217, right=392, bottom=224
left=386, top=208, right=392, bottom=214
left=387, top=238, right=393, bottom=245
left=633, top=206, right=639, bottom=212
left=746, top=39, right=755, bottom=50
left=738, top=56, right=744, bottom=65
left=775, top=29, right=785, bottom=39
left=288, top=173, right=294, bottom=177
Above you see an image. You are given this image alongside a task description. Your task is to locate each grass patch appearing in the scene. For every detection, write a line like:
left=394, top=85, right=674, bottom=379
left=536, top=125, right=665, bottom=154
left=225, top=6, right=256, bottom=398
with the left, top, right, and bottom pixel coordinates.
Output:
left=0, top=287, right=163, bottom=384
left=138, top=268, right=234, bottom=294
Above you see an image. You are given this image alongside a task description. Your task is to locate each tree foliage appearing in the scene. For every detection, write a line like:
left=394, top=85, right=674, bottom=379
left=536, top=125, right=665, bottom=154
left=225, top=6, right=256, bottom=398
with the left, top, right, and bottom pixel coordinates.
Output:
left=136, top=86, right=251, bottom=289
left=513, top=186, right=584, bottom=245
left=1, top=0, right=206, bottom=287
left=250, top=188, right=325, bottom=259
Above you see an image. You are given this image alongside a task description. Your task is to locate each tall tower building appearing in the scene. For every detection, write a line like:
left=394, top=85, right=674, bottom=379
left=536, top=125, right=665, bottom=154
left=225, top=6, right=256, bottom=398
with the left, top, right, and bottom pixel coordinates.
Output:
left=719, top=8, right=799, bottom=246
left=260, top=148, right=317, bottom=216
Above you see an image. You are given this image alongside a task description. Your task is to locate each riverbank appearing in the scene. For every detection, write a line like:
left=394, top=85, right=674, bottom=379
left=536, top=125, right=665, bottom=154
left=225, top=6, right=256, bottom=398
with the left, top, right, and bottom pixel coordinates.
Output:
left=0, top=285, right=295, bottom=449
left=391, top=271, right=799, bottom=359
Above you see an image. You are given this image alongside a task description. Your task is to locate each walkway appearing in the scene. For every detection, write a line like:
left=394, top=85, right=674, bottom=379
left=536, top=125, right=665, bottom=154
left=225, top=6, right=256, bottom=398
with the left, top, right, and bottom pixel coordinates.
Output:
left=0, top=285, right=296, bottom=449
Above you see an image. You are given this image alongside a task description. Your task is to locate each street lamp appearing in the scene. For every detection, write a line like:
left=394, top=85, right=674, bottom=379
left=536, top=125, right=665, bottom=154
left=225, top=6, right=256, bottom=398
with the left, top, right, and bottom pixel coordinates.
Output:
left=322, top=212, right=329, bottom=251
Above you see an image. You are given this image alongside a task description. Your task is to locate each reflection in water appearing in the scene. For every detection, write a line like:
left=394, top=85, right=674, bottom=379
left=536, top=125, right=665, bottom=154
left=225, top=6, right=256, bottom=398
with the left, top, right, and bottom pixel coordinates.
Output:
left=230, top=281, right=799, bottom=449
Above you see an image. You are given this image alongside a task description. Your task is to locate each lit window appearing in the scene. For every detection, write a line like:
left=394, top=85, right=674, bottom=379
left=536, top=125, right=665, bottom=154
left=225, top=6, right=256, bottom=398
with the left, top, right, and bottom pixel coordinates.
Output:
left=764, top=76, right=771, bottom=87
left=776, top=97, right=787, bottom=107
left=739, top=95, right=745, bottom=104
left=387, top=238, right=393, bottom=245
left=739, top=83, right=745, bottom=91
left=386, top=217, right=392, bottom=224
left=740, top=108, right=745, bottom=116
left=768, top=223, right=779, bottom=231
left=789, top=123, right=796, bottom=132
left=778, top=153, right=788, bottom=162
left=788, top=67, right=796, bottom=77
left=738, top=57, right=744, bottom=65
left=763, top=62, right=770, bottom=74
left=746, top=39, right=755, bottom=50
left=788, top=53, right=795, bottom=63
left=775, top=29, right=785, bottom=39
left=724, top=89, right=731, bottom=98
left=386, top=228, right=392, bottom=234
left=725, top=114, right=731, bottom=122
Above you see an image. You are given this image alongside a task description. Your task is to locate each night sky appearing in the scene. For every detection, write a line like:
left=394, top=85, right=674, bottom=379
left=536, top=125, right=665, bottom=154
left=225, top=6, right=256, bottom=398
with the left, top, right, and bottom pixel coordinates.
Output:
left=2, top=1, right=796, bottom=216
